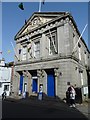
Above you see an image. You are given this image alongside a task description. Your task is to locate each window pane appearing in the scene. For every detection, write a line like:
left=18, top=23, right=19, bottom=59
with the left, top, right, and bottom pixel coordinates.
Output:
left=34, top=41, right=40, bottom=58
left=49, top=35, right=57, bottom=55
left=22, top=47, right=27, bottom=60
left=4, top=85, right=9, bottom=91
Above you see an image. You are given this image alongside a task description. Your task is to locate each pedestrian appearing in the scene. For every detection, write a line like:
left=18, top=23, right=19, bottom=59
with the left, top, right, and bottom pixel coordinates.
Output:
left=66, top=85, right=72, bottom=105
left=66, top=85, right=76, bottom=107
left=2, top=92, right=4, bottom=100
left=38, top=84, right=43, bottom=100
left=22, top=91, right=26, bottom=98
left=2, top=90, right=7, bottom=100
left=66, top=90, right=70, bottom=105
left=69, top=85, right=76, bottom=107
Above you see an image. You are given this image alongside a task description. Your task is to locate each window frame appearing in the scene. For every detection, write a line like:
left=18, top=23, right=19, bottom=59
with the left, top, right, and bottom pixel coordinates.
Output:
left=34, top=40, right=40, bottom=58
left=22, top=46, right=27, bottom=60
left=4, top=85, right=9, bottom=91
left=47, top=31, right=58, bottom=55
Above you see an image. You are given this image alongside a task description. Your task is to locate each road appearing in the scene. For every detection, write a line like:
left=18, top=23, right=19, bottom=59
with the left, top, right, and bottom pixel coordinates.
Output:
left=2, top=98, right=89, bottom=119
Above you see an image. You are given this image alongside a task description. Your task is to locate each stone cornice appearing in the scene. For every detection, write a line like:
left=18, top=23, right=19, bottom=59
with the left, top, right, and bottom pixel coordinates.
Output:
left=14, top=12, right=67, bottom=39
left=14, top=54, right=85, bottom=68
left=14, top=14, right=69, bottom=40
left=15, top=12, right=90, bottom=53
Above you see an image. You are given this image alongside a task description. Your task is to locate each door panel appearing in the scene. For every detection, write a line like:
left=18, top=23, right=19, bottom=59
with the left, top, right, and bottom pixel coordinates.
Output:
left=19, top=75, right=23, bottom=93
left=47, top=74, right=55, bottom=97
left=32, top=79, right=37, bottom=93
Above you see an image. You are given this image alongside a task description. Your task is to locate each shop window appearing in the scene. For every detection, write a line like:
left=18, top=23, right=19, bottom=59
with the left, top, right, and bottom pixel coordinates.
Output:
left=4, top=85, right=9, bottom=91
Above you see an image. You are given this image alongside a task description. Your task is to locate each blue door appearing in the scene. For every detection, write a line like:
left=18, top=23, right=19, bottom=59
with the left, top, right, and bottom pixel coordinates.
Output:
left=19, top=75, right=23, bottom=93
left=32, top=79, right=37, bottom=93
left=47, top=74, right=55, bottom=97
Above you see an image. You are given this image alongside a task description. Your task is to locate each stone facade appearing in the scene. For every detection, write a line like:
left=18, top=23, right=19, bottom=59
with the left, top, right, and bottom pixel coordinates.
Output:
left=12, top=12, right=90, bottom=101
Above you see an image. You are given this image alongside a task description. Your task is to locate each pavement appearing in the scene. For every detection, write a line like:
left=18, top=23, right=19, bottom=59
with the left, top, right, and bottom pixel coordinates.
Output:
left=1, top=96, right=90, bottom=119
left=76, top=101, right=90, bottom=119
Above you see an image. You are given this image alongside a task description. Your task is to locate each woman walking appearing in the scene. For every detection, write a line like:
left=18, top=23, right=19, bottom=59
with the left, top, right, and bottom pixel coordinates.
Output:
left=66, top=85, right=76, bottom=107
left=69, top=86, right=76, bottom=107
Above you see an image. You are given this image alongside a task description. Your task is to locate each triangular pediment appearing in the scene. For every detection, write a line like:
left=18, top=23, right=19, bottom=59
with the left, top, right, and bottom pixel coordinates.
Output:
left=15, top=12, right=66, bottom=40
left=22, top=16, right=53, bottom=34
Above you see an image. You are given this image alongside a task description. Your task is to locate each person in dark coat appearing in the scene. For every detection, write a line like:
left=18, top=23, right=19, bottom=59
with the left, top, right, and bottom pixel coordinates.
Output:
left=66, top=85, right=76, bottom=107
left=66, top=86, right=72, bottom=105
left=69, top=86, right=76, bottom=107
left=2, top=90, right=6, bottom=100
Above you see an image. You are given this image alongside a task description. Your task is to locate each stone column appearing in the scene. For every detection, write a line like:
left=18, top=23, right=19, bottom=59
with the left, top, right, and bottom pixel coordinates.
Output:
left=22, top=70, right=27, bottom=93
left=37, top=69, right=41, bottom=92
left=27, top=71, right=32, bottom=96
left=54, top=68, right=59, bottom=96
left=37, top=69, right=47, bottom=95
left=12, top=71, right=20, bottom=96
left=57, top=23, right=64, bottom=55
left=42, top=70, right=47, bottom=95
left=10, top=65, right=14, bottom=95
left=40, top=34, right=48, bottom=58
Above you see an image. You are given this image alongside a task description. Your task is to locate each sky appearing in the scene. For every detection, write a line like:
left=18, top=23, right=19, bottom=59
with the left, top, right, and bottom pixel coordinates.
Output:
left=0, top=1, right=89, bottom=63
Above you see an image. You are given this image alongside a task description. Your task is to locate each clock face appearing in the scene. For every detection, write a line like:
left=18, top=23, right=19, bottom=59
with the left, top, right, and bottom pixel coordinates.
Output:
left=33, top=17, right=41, bottom=25
left=33, top=19, right=38, bottom=25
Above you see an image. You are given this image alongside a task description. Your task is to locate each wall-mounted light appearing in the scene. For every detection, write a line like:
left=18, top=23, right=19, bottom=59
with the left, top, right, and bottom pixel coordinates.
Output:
left=67, top=82, right=70, bottom=85
left=79, top=68, right=83, bottom=73
left=75, top=67, right=83, bottom=73
left=78, top=42, right=81, bottom=48
left=75, top=67, right=78, bottom=70
left=84, top=51, right=86, bottom=54
left=60, top=72, right=62, bottom=76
